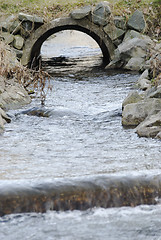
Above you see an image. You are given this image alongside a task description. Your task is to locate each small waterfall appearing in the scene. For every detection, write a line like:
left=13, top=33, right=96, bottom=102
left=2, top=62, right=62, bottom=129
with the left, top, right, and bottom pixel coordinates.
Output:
left=0, top=175, right=161, bottom=217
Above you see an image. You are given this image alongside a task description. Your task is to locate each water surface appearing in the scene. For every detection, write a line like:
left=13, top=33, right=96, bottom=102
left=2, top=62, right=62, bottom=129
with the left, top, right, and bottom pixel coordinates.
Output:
left=0, top=30, right=161, bottom=240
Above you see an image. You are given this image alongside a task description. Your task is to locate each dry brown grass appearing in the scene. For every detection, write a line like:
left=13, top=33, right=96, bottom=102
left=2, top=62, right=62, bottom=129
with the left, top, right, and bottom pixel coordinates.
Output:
left=0, top=40, right=52, bottom=105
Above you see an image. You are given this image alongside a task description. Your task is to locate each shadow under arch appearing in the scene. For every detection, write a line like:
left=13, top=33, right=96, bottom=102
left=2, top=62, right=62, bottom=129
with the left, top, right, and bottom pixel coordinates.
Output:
left=21, top=17, right=115, bottom=68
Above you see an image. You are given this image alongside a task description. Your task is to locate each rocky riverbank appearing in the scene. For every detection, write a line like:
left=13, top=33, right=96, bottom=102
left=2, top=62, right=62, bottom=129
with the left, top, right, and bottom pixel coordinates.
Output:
left=0, top=41, right=31, bottom=133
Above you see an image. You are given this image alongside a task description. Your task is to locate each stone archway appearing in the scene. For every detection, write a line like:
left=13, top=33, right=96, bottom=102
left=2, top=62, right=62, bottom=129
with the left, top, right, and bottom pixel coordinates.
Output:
left=21, top=17, right=115, bottom=68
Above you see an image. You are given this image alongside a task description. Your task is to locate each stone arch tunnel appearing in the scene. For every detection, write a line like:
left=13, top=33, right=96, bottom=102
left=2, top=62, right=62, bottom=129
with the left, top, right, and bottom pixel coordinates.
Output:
left=21, top=17, right=115, bottom=68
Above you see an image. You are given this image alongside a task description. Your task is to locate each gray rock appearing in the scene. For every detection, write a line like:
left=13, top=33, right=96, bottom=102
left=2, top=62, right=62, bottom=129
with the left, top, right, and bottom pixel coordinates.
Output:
left=148, top=86, right=161, bottom=98
left=122, top=91, right=143, bottom=109
left=123, top=30, right=153, bottom=43
left=20, top=107, right=52, bottom=117
left=122, top=98, right=161, bottom=127
left=123, top=30, right=142, bottom=42
left=19, top=13, right=43, bottom=24
left=136, top=111, right=161, bottom=138
left=92, top=1, right=111, bottom=26
left=105, top=48, right=123, bottom=69
left=145, top=86, right=157, bottom=98
left=107, top=36, right=153, bottom=70
left=0, top=15, right=17, bottom=32
left=70, top=6, right=91, bottom=20
left=118, top=37, right=152, bottom=59
left=124, top=57, right=145, bottom=71
left=127, top=10, right=146, bottom=32
left=0, top=21, right=8, bottom=32
left=1, top=85, right=31, bottom=111
left=13, top=35, right=24, bottom=50
left=9, top=20, right=21, bottom=35
left=138, top=69, right=149, bottom=81
left=114, top=16, right=126, bottom=30
left=0, top=32, right=14, bottom=45
left=136, top=78, right=151, bottom=90
left=112, top=39, right=122, bottom=47
left=0, top=108, right=11, bottom=123
left=19, top=13, right=44, bottom=37
left=104, top=24, right=125, bottom=41
left=20, top=107, right=79, bottom=118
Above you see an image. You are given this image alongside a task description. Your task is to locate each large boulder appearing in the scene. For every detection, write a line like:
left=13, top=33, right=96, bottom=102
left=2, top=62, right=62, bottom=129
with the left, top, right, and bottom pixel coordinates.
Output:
left=122, top=98, right=161, bottom=127
left=127, top=10, right=146, bottom=32
left=136, top=111, right=161, bottom=138
left=106, top=36, right=153, bottom=71
left=118, top=37, right=152, bottom=59
left=122, top=91, right=143, bottom=109
left=0, top=84, right=31, bottom=110
left=92, top=1, right=111, bottom=26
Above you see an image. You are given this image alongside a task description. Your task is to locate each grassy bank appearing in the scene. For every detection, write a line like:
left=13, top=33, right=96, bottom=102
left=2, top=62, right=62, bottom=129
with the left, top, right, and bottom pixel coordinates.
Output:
left=0, top=0, right=160, bottom=38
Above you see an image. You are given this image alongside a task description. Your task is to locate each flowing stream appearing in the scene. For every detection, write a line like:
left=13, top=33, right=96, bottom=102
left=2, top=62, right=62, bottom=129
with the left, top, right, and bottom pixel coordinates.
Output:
left=0, top=31, right=161, bottom=239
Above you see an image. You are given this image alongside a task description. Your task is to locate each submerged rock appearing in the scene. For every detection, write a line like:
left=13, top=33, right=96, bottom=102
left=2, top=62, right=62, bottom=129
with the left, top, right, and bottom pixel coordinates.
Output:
left=20, top=107, right=79, bottom=118
left=20, top=107, right=52, bottom=117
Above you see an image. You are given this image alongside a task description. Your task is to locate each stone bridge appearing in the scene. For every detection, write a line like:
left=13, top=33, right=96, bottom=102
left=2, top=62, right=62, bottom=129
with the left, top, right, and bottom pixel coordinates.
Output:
left=21, top=2, right=123, bottom=68
left=21, top=15, right=116, bottom=67
left=0, top=1, right=146, bottom=69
